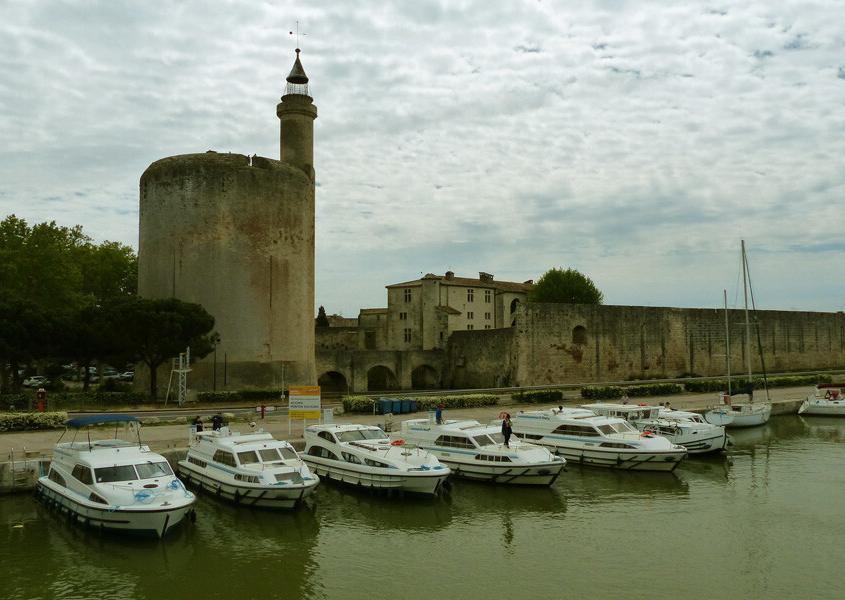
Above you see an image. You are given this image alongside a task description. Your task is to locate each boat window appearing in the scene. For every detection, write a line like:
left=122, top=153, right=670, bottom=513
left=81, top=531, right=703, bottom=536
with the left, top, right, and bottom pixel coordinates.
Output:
left=552, top=424, right=601, bottom=437
left=71, top=464, right=94, bottom=485
left=88, top=492, right=108, bottom=504
left=435, top=435, right=474, bottom=449
left=94, top=465, right=138, bottom=483
left=237, top=451, right=260, bottom=465
left=363, top=458, right=393, bottom=468
left=307, top=446, right=338, bottom=460
left=360, top=428, right=388, bottom=440
left=597, top=425, right=616, bottom=435
left=318, top=431, right=337, bottom=443
left=336, top=430, right=366, bottom=443
left=275, top=472, right=304, bottom=484
left=48, top=468, right=66, bottom=487
left=213, top=450, right=237, bottom=467
left=188, top=456, right=207, bottom=468
left=342, top=452, right=362, bottom=464
left=259, top=448, right=282, bottom=462
left=473, top=435, right=495, bottom=446
left=279, top=447, right=298, bottom=460
left=234, top=473, right=260, bottom=483
left=613, top=422, right=638, bottom=434
left=488, top=432, right=505, bottom=444
left=600, top=442, right=636, bottom=449
left=135, top=461, right=173, bottom=479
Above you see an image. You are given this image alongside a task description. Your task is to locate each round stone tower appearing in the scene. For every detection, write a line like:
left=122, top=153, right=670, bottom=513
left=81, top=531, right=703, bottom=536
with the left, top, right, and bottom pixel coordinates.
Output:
left=137, top=49, right=318, bottom=392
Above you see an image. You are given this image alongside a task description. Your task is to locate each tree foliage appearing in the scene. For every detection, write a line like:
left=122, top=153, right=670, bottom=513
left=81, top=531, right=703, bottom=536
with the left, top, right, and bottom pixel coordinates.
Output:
left=527, top=267, right=604, bottom=305
left=112, top=298, right=218, bottom=399
left=315, top=305, right=330, bottom=327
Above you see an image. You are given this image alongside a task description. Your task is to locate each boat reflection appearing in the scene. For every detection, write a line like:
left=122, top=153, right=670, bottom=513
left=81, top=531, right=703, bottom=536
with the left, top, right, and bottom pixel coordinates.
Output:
left=561, top=468, right=689, bottom=505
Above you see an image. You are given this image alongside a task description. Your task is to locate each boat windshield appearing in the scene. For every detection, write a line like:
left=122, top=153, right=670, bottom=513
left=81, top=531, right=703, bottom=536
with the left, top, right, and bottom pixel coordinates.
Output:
left=361, top=428, right=387, bottom=440
left=598, top=422, right=637, bottom=435
left=473, top=434, right=496, bottom=446
left=135, top=461, right=173, bottom=479
left=237, top=451, right=260, bottom=465
left=94, top=465, right=138, bottom=483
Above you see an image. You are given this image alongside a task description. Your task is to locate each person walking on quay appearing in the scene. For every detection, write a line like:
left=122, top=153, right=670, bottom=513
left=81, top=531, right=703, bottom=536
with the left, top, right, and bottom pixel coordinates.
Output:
left=435, top=403, right=444, bottom=425
left=193, top=416, right=204, bottom=432
left=501, top=412, right=513, bottom=448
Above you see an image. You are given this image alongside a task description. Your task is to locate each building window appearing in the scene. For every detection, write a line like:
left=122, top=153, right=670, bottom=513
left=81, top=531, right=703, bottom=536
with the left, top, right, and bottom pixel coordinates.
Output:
left=467, top=324, right=474, bottom=330
left=573, top=325, right=587, bottom=345
left=404, top=328, right=412, bottom=343
left=467, top=311, right=474, bottom=320
left=484, top=312, right=491, bottom=320
left=399, top=312, right=407, bottom=320
left=365, top=330, right=376, bottom=349
left=467, top=289, right=474, bottom=302
left=485, top=325, right=491, bottom=330
left=404, top=289, right=411, bottom=302
left=485, top=289, right=492, bottom=303
left=439, top=332, right=444, bottom=341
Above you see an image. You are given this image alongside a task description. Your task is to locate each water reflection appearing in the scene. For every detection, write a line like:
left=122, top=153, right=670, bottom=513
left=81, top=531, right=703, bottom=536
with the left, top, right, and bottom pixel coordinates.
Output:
left=562, top=467, right=690, bottom=506
left=676, top=453, right=732, bottom=483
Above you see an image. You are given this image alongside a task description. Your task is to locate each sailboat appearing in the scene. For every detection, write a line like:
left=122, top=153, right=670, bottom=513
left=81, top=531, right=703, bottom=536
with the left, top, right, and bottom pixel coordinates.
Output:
left=708, top=241, right=772, bottom=428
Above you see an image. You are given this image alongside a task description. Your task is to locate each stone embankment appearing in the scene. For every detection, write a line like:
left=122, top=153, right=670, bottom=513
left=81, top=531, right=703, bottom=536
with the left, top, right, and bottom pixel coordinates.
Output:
left=0, top=386, right=811, bottom=494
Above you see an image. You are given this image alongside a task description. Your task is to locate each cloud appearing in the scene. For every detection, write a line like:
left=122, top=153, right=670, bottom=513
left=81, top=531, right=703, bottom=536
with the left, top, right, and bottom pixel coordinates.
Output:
left=2, top=0, right=845, bottom=315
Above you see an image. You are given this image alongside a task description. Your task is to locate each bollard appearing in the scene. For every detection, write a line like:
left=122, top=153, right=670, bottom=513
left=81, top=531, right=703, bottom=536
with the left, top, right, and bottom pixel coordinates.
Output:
left=260, top=404, right=266, bottom=420
left=36, top=388, right=47, bottom=413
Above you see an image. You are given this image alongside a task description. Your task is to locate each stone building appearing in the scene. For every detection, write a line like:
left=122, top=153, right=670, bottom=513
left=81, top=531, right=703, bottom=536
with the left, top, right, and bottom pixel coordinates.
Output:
left=137, top=49, right=318, bottom=393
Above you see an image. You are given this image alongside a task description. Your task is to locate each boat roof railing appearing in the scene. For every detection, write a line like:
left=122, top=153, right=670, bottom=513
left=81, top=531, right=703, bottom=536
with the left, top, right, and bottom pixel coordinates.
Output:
left=65, top=414, right=140, bottom=428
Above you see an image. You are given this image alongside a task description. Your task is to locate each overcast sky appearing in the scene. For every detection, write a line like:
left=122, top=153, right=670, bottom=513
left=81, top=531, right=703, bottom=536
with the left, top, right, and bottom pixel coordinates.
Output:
left=2, top=0, right=844, bottom=316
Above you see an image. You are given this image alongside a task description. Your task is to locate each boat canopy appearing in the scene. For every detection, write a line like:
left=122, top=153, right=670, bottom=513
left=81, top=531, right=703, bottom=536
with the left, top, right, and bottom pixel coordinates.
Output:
left=65, top=414, right=139, bottom=428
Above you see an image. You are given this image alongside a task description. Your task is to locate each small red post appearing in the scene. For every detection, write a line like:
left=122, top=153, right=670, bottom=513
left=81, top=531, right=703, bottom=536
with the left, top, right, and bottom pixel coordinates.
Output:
left=260, top=404, right=266, bottom=420
left=36, top=388, right=47, bottom=412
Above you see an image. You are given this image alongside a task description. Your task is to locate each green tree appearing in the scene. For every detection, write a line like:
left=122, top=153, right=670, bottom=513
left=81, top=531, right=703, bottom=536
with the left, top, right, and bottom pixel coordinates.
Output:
left=315, top=305, right=330, bottom=327
left=113, top=298, right=218, bottom=399
left=527, top=267, right=604, bottom=304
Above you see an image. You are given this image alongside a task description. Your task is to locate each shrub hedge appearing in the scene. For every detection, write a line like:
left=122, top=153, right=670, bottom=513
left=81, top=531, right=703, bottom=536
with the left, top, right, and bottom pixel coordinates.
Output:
left=342, top=394, right=499, bottom=413
left=512, top=389, right=564, bottom=403
left=0, top=411, right=68, bottom=432
left=580, top=383, right=684, bottom=400
left=683, top=374, right=831, bottom=393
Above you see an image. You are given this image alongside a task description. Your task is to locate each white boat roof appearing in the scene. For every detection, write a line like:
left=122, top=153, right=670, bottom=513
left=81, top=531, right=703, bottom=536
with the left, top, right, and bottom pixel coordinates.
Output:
left=403, top=418, right=495, bottom=435
left=194, top=430, right=293, bottom=451
left=514, top=408, right=628, bottom=426
left=581, top=403, right=660, bottom=412
left=307, top=423, right=386, bottom=435
left=53, top=440, right=165, bottom=467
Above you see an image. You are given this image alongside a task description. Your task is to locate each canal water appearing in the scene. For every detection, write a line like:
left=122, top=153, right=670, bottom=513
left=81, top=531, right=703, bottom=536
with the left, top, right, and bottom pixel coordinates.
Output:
left=1, top=416, right=843, bottom=600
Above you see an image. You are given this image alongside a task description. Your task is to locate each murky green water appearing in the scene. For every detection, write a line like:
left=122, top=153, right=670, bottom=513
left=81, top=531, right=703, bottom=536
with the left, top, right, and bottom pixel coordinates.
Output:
left=2, top=416, right=844, bottom=600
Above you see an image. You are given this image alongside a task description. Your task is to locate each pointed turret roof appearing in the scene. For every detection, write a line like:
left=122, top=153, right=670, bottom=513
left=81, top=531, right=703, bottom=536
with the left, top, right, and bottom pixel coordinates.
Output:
left=286, top=48, right=309, bottom=85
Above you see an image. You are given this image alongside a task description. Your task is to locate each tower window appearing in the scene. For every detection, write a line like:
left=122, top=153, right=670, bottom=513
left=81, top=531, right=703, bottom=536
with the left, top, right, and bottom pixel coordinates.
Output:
left=467, top=312, right=474, bottom=320
left=485, top=290, right=492, bottom=303
left=467, top=324, right=474, bottom=330
left=484, top=312, right=491, bottom=320
left=404, top=328, right=412, bottom=343
left=399, top=312, right=407, bottom=321
left=485, top=325, right=491, bottom=330
left=404, top=289, right=412, bottom=302
left=467, top=289, right=474, bottom=302
left=573, top=325, right=587, bottom=345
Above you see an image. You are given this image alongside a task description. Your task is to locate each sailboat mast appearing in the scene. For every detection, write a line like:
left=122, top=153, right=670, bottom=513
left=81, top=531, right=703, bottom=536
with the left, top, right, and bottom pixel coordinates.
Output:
left=741, top=240, right=752, bottom=381
left=724, top=288, right=731, bottom=395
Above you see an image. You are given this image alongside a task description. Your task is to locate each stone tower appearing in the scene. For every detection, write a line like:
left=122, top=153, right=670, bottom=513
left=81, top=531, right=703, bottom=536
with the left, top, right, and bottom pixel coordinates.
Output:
left=137, top=49, right=318, bottom=393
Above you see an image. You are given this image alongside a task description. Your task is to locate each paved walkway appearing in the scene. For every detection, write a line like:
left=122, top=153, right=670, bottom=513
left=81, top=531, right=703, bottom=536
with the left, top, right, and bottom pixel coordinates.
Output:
left=0, top=386, right=810, bottom=458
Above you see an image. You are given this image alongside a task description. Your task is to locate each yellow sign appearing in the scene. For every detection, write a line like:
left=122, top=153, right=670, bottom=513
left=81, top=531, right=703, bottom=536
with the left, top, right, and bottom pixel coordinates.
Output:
left=289, top=385, right=321, bottom=419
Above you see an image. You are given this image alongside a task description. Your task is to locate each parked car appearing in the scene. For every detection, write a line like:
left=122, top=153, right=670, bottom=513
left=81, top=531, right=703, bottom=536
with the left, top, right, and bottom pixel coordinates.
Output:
left=119, top=371, right=135, bottom=381
left=23, top=376, right=49, bottom=388
left=102, top=368, right=120, bottom=381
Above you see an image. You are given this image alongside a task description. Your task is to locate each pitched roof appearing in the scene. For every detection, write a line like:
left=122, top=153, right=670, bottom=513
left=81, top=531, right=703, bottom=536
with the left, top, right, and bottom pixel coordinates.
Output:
left=387, top=273, right=533, bottom=293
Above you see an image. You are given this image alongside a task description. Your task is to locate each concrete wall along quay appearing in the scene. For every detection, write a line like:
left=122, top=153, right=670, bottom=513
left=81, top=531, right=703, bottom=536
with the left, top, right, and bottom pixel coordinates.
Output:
left=138, top=152, right=316, bottom=390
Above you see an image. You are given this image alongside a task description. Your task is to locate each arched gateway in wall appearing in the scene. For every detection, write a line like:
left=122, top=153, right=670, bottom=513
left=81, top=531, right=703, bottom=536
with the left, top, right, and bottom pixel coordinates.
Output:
left=367, top=365, right=398, bottom=391
left=318, top=371, right=348, bottom=395
left=411, top=365, right=439, bottom=389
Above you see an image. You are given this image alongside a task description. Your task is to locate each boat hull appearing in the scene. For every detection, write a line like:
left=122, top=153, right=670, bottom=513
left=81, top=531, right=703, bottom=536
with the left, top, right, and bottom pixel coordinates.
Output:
left=724, top=404, right=771, bottom=428
left=670, top=431, right=727, bottom=454
left=436, top=457, right=564, bottom=485
left=302, top=457, right=448, bottom=496
left=178, top=462, right=318, bottom=509
left=526, top=442, right=685, bottom=472
left=799, top=399, right=845, bottom=416
left=35, top=479, right=194, bottom=538
left=703, top=409, right=734, bottom=427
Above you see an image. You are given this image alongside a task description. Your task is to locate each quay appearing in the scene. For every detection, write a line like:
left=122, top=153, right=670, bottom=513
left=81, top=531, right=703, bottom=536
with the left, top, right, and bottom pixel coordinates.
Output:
left=0, top=386, right=809, bottom=494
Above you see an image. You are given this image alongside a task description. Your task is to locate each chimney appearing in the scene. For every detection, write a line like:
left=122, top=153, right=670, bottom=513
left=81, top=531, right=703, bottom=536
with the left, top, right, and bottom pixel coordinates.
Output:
left=445, top=271, right=454, bottom=280
left=479, top=272, right=494, bottom=283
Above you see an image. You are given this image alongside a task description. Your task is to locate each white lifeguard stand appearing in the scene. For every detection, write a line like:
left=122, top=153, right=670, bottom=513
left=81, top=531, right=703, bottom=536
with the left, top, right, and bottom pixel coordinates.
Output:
left=165, top=347, right=192, bottom=407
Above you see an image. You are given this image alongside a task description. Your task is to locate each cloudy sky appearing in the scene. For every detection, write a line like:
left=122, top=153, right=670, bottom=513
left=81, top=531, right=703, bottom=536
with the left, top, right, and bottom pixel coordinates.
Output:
left=2, top=0, right=844, bottom=316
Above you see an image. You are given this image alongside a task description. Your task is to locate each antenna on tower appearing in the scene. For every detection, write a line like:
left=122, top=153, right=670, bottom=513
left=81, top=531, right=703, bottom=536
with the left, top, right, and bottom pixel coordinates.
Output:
left=289, top=21, right=308, bottom=49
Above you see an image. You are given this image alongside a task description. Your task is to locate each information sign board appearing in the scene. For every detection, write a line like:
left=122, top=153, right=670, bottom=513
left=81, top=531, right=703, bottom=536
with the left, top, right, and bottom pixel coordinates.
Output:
left=289, top=385, right=321, bottom=419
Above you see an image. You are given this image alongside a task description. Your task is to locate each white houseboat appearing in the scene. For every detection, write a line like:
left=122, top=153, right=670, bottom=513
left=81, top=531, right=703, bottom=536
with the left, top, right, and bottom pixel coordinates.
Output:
left=302, top=424, right=450, bottom=496
left=397, top=418, right=566, bottom=485
left=511, top=408, right=687, bottom=471
left=177, top=426, right=319, bottom=508
left=799, top=384, right=845, bottom=416
left=35, top=414, right=196, bottom=538
left=581, top=403, right=728, bottom=454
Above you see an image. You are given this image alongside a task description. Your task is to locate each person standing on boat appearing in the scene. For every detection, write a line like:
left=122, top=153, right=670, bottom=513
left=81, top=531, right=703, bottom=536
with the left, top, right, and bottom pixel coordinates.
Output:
left=435, top=403, right=444, bottom=424
left=193, top=416, right=204, bottom=432
left=501, top=413, right=513, bottom=448
left=211, top=413, right=223, bottom=431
